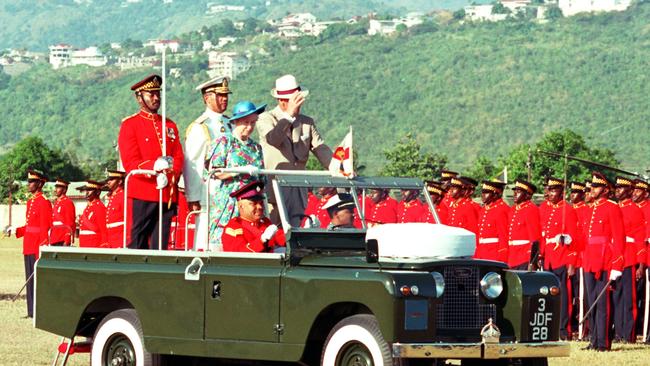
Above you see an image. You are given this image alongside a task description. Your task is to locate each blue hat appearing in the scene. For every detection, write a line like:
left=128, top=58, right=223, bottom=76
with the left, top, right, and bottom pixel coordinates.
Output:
left=229, top=101, right=266, bottom=122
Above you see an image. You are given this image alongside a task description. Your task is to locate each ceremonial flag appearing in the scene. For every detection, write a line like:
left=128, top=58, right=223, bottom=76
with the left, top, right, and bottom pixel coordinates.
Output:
left=329, top=127, right=355, bottom=178
left=493, top=166, right=508, bottom=184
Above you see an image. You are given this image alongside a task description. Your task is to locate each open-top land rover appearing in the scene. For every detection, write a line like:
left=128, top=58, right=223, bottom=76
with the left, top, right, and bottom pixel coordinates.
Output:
left=34, top=172, right=569, bottom=366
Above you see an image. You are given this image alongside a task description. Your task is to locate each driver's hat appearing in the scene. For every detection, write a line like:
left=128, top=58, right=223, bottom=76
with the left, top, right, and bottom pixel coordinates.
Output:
left=323, top=193, right=355, bottom=215
left=230, top=180, right=265, bottom=201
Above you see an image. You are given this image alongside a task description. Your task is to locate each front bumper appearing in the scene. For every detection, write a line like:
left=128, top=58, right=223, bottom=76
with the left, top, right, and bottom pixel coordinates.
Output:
left=392, top=341, right=570, bottom=359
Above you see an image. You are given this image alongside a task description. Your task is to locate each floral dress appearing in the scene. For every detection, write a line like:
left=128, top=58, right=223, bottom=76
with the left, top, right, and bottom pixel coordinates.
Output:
left=205, top=134, right=264, bottom=250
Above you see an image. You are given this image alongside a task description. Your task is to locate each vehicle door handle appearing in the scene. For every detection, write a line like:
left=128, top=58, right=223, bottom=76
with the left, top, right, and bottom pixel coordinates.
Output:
left=184, top=257, right=204, bottom=281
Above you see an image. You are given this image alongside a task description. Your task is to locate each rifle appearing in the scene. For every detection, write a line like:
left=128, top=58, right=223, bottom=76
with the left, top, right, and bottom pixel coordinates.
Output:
left=527, top=240, right=541, bottom=271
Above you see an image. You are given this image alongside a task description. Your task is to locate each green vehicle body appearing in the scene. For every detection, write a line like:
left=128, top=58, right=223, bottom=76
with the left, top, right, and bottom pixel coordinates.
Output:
left=34, top=175, right=570, bottom=364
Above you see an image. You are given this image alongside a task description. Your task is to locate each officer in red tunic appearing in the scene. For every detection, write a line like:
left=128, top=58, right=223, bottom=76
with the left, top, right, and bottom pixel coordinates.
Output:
left=439, top=170, right=458, bottom=209
left=582, top=172, right=625, bottom=351
left=397, top=189, right=426, bottom=223
left=366, top=188, right=398, bottom=227
left=633, top=179, right=650, bottom=342
left=447, top=177, right=479, bottom=235
left=475, top=180, right=509, bottom=262
left=9, top=170, right=52, bottom=318
left=105, top=170, right=127, bottom=248
left=422, top=181, right=448, bottom=224
left=78, top=180, right=108, bottom=248
left=569, top=181, right=589, bottom=335
left=507, top=179, right=541, bottom=270
left=50, top=178, right=76, bottom=246
left=462, top=177, right=481, bottom=218
left=539, top=177, right=579, bottom=340
left=303, top=187, right=337, bottom=228
left=613, top=176, right=646, bottom=342
left=118, top=74, right=184, bottom=250
left=222, top=181, right=286, bottom=252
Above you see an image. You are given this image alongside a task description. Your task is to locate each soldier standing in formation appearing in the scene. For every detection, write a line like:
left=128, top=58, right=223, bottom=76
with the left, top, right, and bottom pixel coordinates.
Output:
left=439, top=170, right=458, bottom=209
left=50, top=178, right=75, bottom=246
left=507, top=179, right=541, bottom=270
left=105, top=170, right=127, bottom=248
left=9, top=170, right=51, bottom=318
left=303, top=187, right=337, bottom=228
left=118, top=74, right=184, bottom=250
left=366, top=188, right=398, bottom=226
left=78, top=180, right=107, bottom=247
left=613, top=176, right=646, bottom=342
left=446, top=177, right=478, bottom=235
left=423, top=181, right=448, bottom=224
left=183, top=76, right=232, bottom=250
left=475, top=180, right=509, bottom=262
left=397, top=189, right=426, bottom=223
left=539, top=177, right=579, bottom=340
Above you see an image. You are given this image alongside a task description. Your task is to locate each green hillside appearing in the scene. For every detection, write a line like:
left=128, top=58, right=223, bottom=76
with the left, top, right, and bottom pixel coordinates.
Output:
left=0, top=4, right=648, bottom=175
left=0, top=0, right=471, bottom=50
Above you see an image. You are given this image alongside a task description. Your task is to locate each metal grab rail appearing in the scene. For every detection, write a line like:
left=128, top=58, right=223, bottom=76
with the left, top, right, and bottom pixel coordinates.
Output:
left=184, top=209, right=203, bottom=251
left=123, top=169, right=158, bottom=249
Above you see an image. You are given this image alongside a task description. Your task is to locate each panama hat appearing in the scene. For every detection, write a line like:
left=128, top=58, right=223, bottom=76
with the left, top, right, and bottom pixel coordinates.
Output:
left=270, top=74, right=309, bottom=99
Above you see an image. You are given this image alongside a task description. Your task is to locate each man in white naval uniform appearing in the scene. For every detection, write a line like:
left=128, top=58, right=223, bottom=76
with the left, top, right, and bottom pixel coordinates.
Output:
left=183, top=76, right=232, bottom=251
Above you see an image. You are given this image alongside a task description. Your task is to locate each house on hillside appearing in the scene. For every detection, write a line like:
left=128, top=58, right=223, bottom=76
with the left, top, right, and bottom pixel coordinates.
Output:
left=558, top=0, right=631, bottom=16
left=206, top=4, right=245, bottom=14
left=49, top=44, right=107, bottom=69
left=281, top=13, right=317, bottom=25
left=207, top=51, right=250, bottom=80
left=367, top=15, right=423, bottom=36
left=463, top=4, right=509, bottom=21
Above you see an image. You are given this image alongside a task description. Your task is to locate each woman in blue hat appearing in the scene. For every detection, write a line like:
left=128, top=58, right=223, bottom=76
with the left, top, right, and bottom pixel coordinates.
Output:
left=205, top=101, right=266, bottom=250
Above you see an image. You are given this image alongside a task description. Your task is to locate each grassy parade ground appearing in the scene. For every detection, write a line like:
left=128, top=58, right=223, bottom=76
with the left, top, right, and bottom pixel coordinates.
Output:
left=2, top=236, right=650, bottom=366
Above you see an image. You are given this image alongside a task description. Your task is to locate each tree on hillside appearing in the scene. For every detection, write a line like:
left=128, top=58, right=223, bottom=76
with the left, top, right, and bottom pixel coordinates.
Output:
left=492, top=2, right=511, bottom=14
left=453, top=9, right=466, bottom=21
left=0, top=65, right=10, bottom=90
left=497, top=129, right=619, bottom=188
left=379, top=134, right=447, bottom=180
left=0, top=137, right=85, bottom=201
left=545, top=6, right=563, bottom=20
left=466, top=156, right=499, bottom=183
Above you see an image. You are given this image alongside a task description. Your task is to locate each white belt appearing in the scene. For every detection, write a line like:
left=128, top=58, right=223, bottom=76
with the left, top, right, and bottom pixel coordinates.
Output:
left=509, top=240, right=530, bottom=246
left=479, top=238, right=499, bottom=244
left=626, top=236, right=635, bottom=243
left=171, top=222, right=177, bottom=227
left=52, top=221, right=64, bottom=226
left=187, top=224, right=196, bottom=229
left=106, top=222, right=124, bottom=229
left=79, top=230, right=97, bottom=235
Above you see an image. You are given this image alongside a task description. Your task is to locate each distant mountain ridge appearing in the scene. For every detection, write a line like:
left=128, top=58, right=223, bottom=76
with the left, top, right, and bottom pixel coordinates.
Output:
left=0, top=3, right=647, bottom=175
left=0, top=0, right=472, bottom=50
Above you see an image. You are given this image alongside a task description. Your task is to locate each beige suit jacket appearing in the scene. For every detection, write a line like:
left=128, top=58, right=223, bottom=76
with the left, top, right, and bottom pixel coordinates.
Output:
left=256, top=106, right=332, bottom=170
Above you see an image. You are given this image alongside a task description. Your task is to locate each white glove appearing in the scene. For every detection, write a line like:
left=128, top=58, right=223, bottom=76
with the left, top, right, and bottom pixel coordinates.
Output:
left=261, top=224, right=279, bottom=242
left=554, top=234, right=572, bottom=245
left=156, top=173, right=169, bottom=190
left=302, top=214, right=321, bottom=228
left=241, top=165, right=260, bottom=177
left=609, top=269, right=622, bottom=281
left=3, top=225, right=14, bottom=236
left=153, top=156, right=172, bottom=172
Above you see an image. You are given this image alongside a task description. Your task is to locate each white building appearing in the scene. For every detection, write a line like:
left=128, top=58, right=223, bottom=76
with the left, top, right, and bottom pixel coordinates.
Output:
left=206, top=4, right=245, bottom=14
left=281, top=13, right=317, bottom=25
left=464, top=5, right=509, bottom=22
left=501, top=0, right=531, bottom=13
left=144, top=39, right=184, bottom=54
left=367, top=16, right=423, bottom=36
left=207, top=51, right=250, bottom=80
left=558, top=0, right=631, bottom=16
left=49, top=44, right=108, bottom=69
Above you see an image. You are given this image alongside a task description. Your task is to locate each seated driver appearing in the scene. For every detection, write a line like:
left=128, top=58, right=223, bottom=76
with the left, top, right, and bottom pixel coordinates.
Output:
left=222, top=181, right=286, bottom=252
left=323, top=193, right=356, bottom=230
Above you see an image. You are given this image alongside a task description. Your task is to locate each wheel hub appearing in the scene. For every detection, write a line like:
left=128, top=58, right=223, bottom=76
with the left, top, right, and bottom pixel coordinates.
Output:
left=337, top=341, right=374, bottom=366
left=104, top=333, right=135, bottom=366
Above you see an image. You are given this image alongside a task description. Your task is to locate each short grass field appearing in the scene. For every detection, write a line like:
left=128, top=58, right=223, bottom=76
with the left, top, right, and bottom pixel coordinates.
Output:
left=2, top=237, right=650, bottom=365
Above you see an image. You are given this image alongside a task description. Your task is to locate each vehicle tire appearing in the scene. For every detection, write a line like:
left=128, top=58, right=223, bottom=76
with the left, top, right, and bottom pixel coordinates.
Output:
left=321, top=314, right=393, bottom=366
left=91, top=309, right=158, bottom=366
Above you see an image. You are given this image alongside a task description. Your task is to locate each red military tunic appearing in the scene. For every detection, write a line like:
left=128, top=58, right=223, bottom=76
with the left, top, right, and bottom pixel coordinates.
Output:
left=423, top=203, right=448, bottom=224
left=638, top=200, right=650, bottom=265
left=572, top=201, right=590, bottom=267
left=303, top=193, right=335, bottom=228
left=118, top=110, right=184, bottom=203
left=539, top=200, right=579, bottom=269
left=50, top=195, right=75, bottom=245
left=169, top=190, right=194, bottom=250
left=441, top=193, right=454, bottom=209
left=447, top=198, right=478, bottom=234
left=15, top=192, right=52, bottom=259
left=222, top=217, right=286, bottom=252
left=475, top=198, right=510, bottom=262
left=397, top=199, right=427, bottom=223
left=366, top=196, right=398, bottom=225
left=507, top=200, right=542, bottom=268
left=582, top=198, right=625, bottom=275
left=105, top=187, right=127, bottom=248
left=618, top=199, right=646, bottom=267
left=79, top=199, right=108, bottom=247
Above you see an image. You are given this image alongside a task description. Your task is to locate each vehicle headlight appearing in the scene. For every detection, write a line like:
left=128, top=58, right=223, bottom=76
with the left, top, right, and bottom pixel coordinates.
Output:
left=480, top=272, right=503, bottom=299
left=431, top=271, right=445, bottom=297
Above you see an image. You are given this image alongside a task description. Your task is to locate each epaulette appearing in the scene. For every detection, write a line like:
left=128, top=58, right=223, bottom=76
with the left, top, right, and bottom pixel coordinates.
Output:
left=121, top=113, right=138, bottom=123
left=185, top=113, right=210, bottom=139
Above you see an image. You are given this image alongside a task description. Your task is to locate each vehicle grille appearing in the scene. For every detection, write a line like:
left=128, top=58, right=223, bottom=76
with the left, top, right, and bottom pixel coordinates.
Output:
left=436, top=266, right=496, bottom=330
